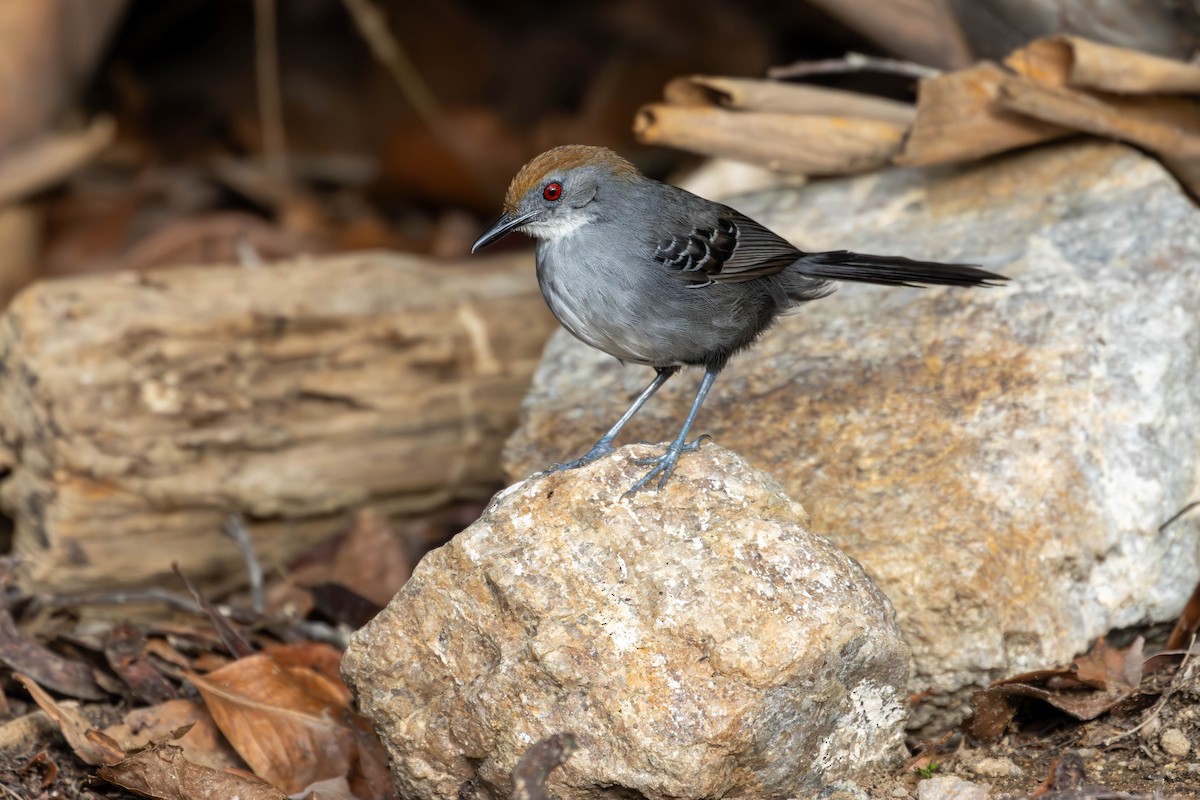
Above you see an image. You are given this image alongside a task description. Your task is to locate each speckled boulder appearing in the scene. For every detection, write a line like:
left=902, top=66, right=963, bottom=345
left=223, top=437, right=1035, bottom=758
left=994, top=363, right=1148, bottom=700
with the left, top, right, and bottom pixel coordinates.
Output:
left=342, top=444, right=910, bottom=800
left=504, top=142, right=1200, bottom=728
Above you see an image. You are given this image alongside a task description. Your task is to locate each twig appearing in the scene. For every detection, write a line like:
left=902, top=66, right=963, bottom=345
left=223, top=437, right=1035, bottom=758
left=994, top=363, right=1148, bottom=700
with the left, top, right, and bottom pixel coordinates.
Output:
left=339, top=0, right=496, bottom=191
left=223, top=512, right=265, bottom=614
left=44, top=587, right=259, bottom=624
left=173, top=564, right=257, bottom=659
left=768, top=52, right=940, bottom=81
left=1100, top=632, right=1197, bottom=747
left=1158, top=500, right=1199, bottom=533
left=253, top=0, right=290, bottom=194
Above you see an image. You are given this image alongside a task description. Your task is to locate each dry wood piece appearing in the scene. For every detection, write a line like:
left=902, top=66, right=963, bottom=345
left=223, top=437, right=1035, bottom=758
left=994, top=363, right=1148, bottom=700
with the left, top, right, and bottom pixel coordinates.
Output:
left=895, top=61, right=1072, bottom=166
left=997, top=77, right=1200, bottom=196
left=664, top=75, right=917, bottom=125
left=1006, top=35, right=1200, bottom=94
left=0, top=251, right=556, bottom=593
left=635, top=104, right=906, bottom=176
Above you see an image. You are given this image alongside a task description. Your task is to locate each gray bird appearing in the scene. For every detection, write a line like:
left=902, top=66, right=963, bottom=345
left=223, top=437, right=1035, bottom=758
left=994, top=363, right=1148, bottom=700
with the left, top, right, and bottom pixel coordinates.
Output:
left=472, top=145, right=1006, bottom=495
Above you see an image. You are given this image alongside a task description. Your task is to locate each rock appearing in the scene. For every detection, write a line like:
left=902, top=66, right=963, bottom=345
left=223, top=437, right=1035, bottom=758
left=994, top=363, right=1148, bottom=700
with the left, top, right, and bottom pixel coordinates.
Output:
left=916, top=775, right=991, bottom=800
left=504, top=142, right=1200, bottom=727
left=1161, top=728, right=1191, bottom=758
left=818, top=779, right=870, bottom=800
left=970, top=756, right=1019, bottom=778
left=342, top=444, right=911, bottom=800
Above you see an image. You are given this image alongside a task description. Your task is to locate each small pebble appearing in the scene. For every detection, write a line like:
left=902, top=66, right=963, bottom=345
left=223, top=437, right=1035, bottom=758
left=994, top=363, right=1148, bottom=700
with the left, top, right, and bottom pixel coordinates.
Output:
left=891, top=787, right=911, bottom=798
left=1074, top=748, right=1097, bottom=759
left=917, top=775, right=991, bottom=800
left=1160, top=728, right=1191, bottom=758
left=971, top=756, right=1020, bottom=778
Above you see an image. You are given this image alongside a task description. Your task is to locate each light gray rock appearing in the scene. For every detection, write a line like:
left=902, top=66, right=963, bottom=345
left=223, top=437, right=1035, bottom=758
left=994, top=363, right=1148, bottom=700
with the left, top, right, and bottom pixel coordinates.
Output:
left=342, top=445, right=910, bottom=800
left=1161, top=728, right=1191, bottom=758
left=917, top=775, right=992, bottom=800
left=970, top=757, right=1019, bottom=778
left=504, top=142, right=1200, bottom=728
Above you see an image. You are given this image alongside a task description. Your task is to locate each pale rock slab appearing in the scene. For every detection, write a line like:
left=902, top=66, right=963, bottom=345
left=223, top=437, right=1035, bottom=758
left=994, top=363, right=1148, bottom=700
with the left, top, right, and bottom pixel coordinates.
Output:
left=504, top=142, right=1200, bottom=727
left=342, top=445, right=910, bottom=800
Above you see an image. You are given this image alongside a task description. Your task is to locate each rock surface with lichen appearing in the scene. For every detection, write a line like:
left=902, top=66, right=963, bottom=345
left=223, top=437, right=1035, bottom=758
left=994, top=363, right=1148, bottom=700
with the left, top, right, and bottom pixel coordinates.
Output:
left=503, top=142, right=1200, bottom=728
left=342, top=444, right=911, bottom=800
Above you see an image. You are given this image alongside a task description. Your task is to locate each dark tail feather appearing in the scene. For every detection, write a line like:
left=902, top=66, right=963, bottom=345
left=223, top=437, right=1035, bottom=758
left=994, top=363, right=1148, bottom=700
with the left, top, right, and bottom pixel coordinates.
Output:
left=793, top=250, right=1008, bottom=288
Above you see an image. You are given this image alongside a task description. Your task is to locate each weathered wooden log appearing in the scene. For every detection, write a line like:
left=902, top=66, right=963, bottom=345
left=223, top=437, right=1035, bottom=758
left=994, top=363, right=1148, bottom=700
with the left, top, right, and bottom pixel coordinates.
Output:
left=0, top=251, right=556, bottom=592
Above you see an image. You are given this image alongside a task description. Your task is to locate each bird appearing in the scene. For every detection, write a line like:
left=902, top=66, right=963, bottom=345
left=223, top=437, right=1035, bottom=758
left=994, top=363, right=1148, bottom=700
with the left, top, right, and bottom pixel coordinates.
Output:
left=472, top=145, right=1007, bottom=496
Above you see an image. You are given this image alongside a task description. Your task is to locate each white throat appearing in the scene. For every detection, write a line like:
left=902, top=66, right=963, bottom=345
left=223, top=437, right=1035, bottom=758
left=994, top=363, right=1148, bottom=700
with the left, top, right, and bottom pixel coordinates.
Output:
left=521, top=210, right=593, bottom=242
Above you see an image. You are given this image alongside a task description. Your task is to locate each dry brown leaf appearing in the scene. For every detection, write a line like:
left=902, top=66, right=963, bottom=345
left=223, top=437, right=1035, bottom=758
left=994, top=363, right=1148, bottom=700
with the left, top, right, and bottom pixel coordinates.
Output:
left=105, top=621, right=177, bottom=705
left=1166, top=577, right=1200, bottom=651
left=14, top=674, right=124, bottom=766
left=964, top=638, right=1145, bottom=742
left=0, top=608, right=104, bottom=700
left=187, top=654, right=366, bottom=795
left=635, top=104, right=904, bottom=175
left=263, top=642, right=352, bottom=706
left=103, top=698, right=244, bottom=771
left=895, top=62, right=1071, bottom=166
left=662, top=75, right=916, bottom=125
left=99, top=743, right=287, bottom=800
left=996, top=76, right=1200, bottom=195
left=1006, top=35, right=1200, bottom=94
left=331, top=510, right=413, bottom=608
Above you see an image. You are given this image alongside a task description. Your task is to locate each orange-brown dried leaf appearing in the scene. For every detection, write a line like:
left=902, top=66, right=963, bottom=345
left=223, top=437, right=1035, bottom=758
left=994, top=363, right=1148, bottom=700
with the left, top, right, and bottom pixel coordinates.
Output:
left=1071, top=636, right=1142, bottom=690
left=104, top=698, right=244, bottom=771
left=187, top=654, right=358, bottom=794
left=964, top=638, right=1146, bottom=742
left=15, top=674, right=124, bottom=766
left=331, top=510, right=413, bottom=608
left=1166, top=577, right=1200, bottom=651
left=99, top=743, right=287, bottom=800
left=263, top=642, right=351, bottom=706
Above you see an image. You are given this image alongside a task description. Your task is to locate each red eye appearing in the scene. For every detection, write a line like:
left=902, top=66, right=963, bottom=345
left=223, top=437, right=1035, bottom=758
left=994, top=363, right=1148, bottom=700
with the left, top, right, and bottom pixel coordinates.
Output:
left=543, top=182, right=562, bottom=201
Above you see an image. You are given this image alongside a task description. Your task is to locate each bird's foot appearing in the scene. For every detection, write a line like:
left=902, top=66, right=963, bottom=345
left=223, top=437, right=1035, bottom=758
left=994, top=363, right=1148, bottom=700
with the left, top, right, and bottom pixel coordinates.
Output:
left=623, top=435, right=712, bottom=497
left=547, top=439, right=615, bottom=473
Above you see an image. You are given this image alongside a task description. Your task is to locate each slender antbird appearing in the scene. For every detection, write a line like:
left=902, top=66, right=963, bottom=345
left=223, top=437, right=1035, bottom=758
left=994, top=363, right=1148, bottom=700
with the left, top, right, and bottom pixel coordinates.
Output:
left=472, top=145, right=1007, bottom=496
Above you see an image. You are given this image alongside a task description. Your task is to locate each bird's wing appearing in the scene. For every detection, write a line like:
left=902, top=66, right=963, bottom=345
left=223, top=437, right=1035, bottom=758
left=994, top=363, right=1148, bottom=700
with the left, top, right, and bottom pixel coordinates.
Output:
left=652, top=209, right=799, bottom=285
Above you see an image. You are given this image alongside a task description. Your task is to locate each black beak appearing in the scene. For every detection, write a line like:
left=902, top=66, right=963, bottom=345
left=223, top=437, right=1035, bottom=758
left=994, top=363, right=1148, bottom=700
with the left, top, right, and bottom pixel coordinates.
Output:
left=471, top=210, right=538, bottom=254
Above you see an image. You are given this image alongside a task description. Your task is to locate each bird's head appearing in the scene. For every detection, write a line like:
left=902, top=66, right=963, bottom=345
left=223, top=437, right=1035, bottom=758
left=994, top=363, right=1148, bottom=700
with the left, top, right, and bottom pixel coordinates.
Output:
left=471, top=145, right=641, bottom=252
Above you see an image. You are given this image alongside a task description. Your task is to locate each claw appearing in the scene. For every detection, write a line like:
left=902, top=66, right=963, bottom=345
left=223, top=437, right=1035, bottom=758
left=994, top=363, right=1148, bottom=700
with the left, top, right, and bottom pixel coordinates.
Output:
left=623, top=434, right=710, bottom=497
left=547, top=439, right=614, bottom=473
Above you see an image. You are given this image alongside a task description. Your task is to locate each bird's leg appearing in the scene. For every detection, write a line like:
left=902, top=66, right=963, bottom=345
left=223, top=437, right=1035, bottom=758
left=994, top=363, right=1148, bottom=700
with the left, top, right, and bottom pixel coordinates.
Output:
left=624, top=368, right=718, bottom=496
left=548, top=367, right=678, bottom=472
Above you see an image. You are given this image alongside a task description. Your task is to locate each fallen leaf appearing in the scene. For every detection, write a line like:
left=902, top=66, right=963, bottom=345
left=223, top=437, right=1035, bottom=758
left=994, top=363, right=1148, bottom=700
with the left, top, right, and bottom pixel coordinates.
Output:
left=99, top=743, right=287, bottom=800
left=14, top=674, right=124, bottom=766
left=187, top=654, right=359, bottom=794
left=104, top=698, right=244, bottom=771
left=330, top=510, right=413, bottom=608
left=263, top=642, right=351, bottom=706
left=0, top=608, right=104, bottom=700
left=964, top=638, right=1145, bottom=741
left=309, top=583, right=384, bottom=629
left=301, top=776, right=359, bottom=800
left=20, top=751, right=57, bottom=789
left=105, top=621, right=178, bottom=705
left=1166, top=577, right=1200, bottom=651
